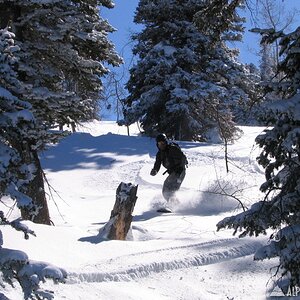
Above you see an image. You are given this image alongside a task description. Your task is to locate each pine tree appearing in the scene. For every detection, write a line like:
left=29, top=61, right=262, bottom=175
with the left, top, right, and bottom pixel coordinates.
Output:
left=217, top=26, right=300, bottom=293
left=249, top=0, right=299, bottom=125
left=120, top=0, right=209, bottom=140
left=0, top=25, right=51, bottom=223
left=193, top=0, right=263, bottom=126
left=259, top=42, right=276, bottom=82
left=0, top=28, right=66, bottom=300
left=120, top=0, right=259, bottom=141
left=0, top=0, right=122, bottom=223
left=9, top=0, right=122, bottom=128
left=0, top=28, right=36, bottom=213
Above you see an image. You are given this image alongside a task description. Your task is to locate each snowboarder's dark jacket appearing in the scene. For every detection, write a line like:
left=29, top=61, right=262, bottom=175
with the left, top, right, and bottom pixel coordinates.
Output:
left=153, top=142, right=187, bottom=175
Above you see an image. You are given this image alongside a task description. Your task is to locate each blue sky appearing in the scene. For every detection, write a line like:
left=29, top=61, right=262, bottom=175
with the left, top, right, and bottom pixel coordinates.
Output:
left=102, top=0, right=300, bottom=67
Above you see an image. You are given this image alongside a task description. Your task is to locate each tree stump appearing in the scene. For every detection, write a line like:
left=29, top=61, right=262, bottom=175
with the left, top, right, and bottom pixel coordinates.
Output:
left=100, top=182, right=138, bottom=240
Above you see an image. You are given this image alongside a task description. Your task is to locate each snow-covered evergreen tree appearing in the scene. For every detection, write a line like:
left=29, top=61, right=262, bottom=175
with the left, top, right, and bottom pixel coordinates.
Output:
left=0, top=28, right=66, bottom=300
left=259, top=42, right=276, bottom=82
left=0, top=28, right=36, bottom=213
left=0, top=0, right=122, bottom=223
left=7, top=0, right=122, bottom=128
left=193, top=0, right=263, bottom=126
left=120, top=0, right=260, bottom=141
left=241, top=63, right=264, bottom=124
left=217, top=25, right=300, bottom=293
left=121, top=0, right=210, bottom=140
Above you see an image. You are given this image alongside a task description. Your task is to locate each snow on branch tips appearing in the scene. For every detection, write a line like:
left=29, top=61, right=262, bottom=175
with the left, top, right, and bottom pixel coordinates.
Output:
left=0, top=212, right=67, bottom=299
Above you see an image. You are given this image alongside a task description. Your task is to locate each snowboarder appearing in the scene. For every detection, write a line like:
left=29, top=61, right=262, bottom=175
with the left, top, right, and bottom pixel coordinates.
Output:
left=150, top=133, right=187, bottom=212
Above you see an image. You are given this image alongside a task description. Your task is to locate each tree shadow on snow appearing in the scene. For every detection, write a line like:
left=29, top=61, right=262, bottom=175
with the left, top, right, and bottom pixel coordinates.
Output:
left=78, top=234, right=107, bottom=244
left=133, top=211, right=163, bottom=222
left=41, top=132, right=155, bottom=172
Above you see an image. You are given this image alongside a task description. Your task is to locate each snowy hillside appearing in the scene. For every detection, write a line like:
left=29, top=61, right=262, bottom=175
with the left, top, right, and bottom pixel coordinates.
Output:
left=1, top=121, right=279, bottom=299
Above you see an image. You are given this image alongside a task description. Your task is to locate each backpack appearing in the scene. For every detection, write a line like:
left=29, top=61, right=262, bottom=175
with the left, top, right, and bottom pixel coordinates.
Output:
left=169, top=142, right=188, bottom=168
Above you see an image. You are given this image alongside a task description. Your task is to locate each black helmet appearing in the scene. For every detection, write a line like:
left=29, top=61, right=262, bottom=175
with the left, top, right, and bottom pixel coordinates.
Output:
left=156, top=133, right=168, bottom=143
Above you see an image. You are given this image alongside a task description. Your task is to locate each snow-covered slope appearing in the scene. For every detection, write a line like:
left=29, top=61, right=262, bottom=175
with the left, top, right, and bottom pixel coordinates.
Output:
left=1, top=121, right=279, bottom=299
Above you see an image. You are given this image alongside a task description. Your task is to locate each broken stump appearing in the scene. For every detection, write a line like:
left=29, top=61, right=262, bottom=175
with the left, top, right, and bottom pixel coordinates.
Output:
left=100, top=182, right=138, bottom=240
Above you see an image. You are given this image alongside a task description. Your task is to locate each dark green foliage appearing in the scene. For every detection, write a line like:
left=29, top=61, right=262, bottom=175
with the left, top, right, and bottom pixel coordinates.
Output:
left=121, top=0, right=260, bottom=141
left=218, top=25, right=300, bottom=291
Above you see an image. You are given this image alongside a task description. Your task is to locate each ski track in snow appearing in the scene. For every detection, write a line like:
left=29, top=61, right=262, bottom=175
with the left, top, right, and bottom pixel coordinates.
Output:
left=67, top=238, right=264, bottom=284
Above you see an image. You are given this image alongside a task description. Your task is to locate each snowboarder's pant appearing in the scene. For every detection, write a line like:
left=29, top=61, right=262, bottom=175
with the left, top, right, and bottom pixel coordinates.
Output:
left=162, top=170, right=186, bottom=202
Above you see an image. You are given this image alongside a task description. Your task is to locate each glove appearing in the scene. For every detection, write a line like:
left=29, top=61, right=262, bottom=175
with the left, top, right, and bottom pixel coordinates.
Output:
left=150, top=169, right=157, bottom=176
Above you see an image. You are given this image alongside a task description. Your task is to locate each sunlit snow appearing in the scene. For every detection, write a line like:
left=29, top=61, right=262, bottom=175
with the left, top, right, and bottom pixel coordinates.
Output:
left=1, top=120, right=279, bottom=299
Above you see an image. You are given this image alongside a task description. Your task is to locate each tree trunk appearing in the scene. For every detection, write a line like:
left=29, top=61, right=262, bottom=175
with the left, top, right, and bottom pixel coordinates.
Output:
left=17, top=141, right=51, bottom=225
left=21, top=149, right=51, bottom=224
left=101, top=182, right=138, bottom=240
